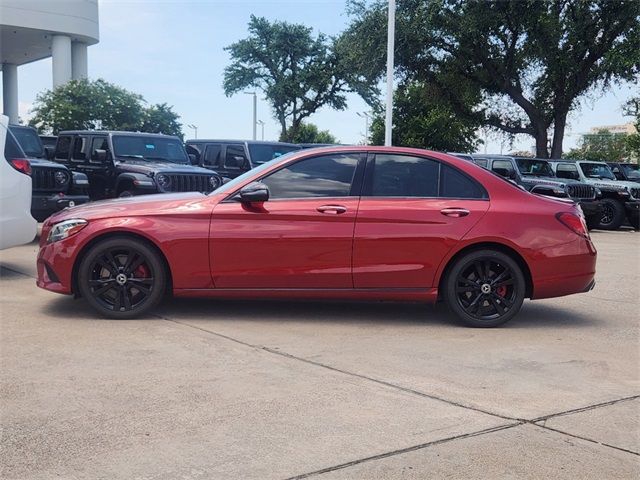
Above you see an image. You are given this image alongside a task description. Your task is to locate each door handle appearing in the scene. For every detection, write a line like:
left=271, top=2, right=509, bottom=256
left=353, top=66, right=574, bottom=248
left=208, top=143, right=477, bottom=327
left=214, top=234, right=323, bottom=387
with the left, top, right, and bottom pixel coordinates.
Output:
left=317, top=205, right=347, bottom=215
left=440, top=207, right=470, bottom=218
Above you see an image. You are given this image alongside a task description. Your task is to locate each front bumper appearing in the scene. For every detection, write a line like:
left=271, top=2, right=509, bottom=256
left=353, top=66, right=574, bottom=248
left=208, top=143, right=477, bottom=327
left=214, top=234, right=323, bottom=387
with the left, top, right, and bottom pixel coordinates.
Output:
left=578, top=200, right=603, bottom=220
left=31, top=193, right=90, bottom=222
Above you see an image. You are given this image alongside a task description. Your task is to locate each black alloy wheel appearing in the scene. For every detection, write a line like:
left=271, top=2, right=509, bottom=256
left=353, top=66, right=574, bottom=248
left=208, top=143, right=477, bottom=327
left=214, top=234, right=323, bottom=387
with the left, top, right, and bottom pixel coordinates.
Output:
left=445, top=250, right=525, bottom=327
left=78, top=237, right=166, bottom=318
left=596, top=198, right=624, bottom=230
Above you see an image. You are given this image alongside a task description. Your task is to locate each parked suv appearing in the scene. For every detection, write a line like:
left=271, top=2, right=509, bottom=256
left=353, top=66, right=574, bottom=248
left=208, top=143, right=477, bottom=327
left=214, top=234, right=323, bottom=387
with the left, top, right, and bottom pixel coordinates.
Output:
left=473, top=155, right=602, bottom=228
left=550, top=160, right=640, bottom=230
left=608, top=162, right=640, bottom=183
left=185, top=140, right=300, bottom=180
left=9, top=125, right=90, bottom=222
left=54, top=131, right=222, bottom=199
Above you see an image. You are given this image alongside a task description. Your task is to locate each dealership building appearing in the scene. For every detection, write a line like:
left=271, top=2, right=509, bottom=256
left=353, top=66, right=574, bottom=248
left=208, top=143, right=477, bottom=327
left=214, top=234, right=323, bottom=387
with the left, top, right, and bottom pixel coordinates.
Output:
left=1, top=0, right=99, bottom=123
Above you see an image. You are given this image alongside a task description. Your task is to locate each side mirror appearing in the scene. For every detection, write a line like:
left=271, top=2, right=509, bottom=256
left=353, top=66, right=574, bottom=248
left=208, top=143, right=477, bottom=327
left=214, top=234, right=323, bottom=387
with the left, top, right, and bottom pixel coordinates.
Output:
left=44, top=146, right=55, bottom=160
left=95, top=149, right=107, bottom=162
left=188, top=153, right=199, bottom=165
left=239, top=182, right=269, bottom=203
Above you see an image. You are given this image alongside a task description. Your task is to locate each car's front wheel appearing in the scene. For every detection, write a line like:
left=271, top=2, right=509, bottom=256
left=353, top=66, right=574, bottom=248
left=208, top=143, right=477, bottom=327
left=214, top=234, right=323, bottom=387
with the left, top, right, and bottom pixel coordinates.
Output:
left=77, top=237, right=166, bottom=319
left=596, top=198, right=625, bottom=230
left=444, top=250, right=526, bottom=327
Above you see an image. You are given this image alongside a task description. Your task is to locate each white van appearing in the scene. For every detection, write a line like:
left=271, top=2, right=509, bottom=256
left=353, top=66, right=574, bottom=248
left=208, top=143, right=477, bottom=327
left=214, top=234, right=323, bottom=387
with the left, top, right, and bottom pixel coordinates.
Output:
left=0, top=115, right=37, bottom=250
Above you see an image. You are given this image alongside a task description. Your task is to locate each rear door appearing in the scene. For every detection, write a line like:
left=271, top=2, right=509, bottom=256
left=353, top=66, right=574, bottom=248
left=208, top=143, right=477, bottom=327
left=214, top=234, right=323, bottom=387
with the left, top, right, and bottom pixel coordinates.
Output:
left=219, top=144, right=251, bottom=179
left=353, top=153, right=490, bottom=288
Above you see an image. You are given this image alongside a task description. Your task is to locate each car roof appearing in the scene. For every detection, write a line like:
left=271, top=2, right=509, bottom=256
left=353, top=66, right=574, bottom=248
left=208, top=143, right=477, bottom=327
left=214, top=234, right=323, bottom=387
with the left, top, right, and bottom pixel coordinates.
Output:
left=58, top=130, right=181, bottom=139
left=185, top=139, right=300, bottom=147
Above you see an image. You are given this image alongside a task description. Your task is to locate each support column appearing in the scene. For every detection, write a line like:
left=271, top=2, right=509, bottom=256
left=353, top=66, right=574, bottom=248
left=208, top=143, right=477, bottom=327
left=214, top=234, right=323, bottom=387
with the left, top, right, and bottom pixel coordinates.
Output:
left=71, top=42, right=88, bottom=80
left=51, top=35, right=72, bottom=88
left=2, top=64, right=19, bottom=124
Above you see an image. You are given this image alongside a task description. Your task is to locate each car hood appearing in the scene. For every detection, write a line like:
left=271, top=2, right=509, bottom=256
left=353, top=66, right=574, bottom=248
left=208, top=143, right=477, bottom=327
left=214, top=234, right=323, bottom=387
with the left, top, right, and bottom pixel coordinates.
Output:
left=520, top=176, right=567, bottom=187
left=115, top=159, right=213, bottom=176
left=47, top=192, right=213, bottom=223
left=587, top=179, right=636, bottom=191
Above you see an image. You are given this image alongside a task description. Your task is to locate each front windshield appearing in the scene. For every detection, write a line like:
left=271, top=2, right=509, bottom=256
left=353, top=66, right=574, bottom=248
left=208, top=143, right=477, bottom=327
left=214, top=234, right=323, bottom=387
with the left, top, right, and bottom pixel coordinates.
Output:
left=112, top=135, right=188, bottom=164
left=515, top=158, right=554, bottom=177
left=248, top=144, right=301, bottom=165
left=213, top=151, right=300, bottom=195
left=621, top=164, right=640, bottom=179
left=579, top=162, right=616, bottom=180
left=10, top=127, right=44, bottom=158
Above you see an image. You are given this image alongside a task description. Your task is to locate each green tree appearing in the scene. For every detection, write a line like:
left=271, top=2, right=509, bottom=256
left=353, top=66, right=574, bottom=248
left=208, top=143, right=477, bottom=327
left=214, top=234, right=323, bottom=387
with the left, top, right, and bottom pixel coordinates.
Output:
left=282, top=122, right=338, bottom=144
left=623, top=95, right=640, bottom=161
left=223, top=15, right=375, bottom=141
left=342, top=0, right=640, bottom=158
left=565, top=129, right=631, bottom=162
left=29, top=78, right=183, bottom=136
left=369, top=81, right=481, bottom=151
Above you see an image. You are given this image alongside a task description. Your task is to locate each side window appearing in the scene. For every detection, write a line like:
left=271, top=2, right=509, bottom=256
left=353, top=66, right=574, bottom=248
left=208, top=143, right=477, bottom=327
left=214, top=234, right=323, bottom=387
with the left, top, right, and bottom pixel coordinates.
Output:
left=90, top=137, right=109, bottom=162
left=491, top=160, right=515, bottom=178
left=225, top=145, right=247, bottom=170
left=555, top=163, right=579, bottom=180
left=55, top=136, right=71, bottom=160
left=72, top=136, right=89, bottom=161
left=473, top=159, right=488, bottom=168
left=369, top=154, right=439, bottom=197
left=204, top=145, right=222, bottom=167
left=261, top=154, right=359, bottom=199
left=440, top=164, right=487, bottom=199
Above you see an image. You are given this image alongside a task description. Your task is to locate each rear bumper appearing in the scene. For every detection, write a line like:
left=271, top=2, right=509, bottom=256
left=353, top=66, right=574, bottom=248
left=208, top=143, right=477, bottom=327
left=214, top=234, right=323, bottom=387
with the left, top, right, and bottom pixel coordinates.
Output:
left=31, top=193, right=90, bottom=222
left=530, top=237, right=597, bottom=300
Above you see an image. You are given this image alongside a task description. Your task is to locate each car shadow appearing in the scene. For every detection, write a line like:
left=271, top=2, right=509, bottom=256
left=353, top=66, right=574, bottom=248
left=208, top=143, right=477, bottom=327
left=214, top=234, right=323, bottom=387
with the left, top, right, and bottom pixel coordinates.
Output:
left=41, top=294, right=600, bottom=329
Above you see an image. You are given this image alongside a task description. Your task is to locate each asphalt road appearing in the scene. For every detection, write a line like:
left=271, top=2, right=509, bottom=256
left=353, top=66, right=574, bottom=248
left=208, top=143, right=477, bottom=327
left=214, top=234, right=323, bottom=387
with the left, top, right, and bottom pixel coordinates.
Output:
left=0, top=231, right=638, bottom=479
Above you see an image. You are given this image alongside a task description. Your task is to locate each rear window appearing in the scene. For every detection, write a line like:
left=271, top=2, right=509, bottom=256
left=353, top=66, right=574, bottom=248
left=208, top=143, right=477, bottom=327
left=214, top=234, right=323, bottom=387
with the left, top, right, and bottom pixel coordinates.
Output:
left=9, top=126, right=43, bottom=158
left=4, top=129, right=26, bottom=161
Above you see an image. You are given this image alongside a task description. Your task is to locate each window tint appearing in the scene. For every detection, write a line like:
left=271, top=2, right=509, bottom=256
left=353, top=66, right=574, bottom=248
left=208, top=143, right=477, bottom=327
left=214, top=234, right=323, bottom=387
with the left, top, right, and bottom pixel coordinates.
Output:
left=248, top=144, right=300, bottom=165
left=9, top=127, right=43, bottom=158
left=440, top=164, right=487, bottom=199
left=4, top=130, right=25, bottom=160
left=555, top=163, right=580, bottom=180
left=55, top=136, right=71, bottom=160
left=72, top=136, right=88, bottom=160
left=204, top=144, right=222, bottom=167
left=261, top=154, right=358, bottom=199
left=225, top=145, right=247, bottom=169
left=370, top=154, right=439, bottom=197
left=90, top=137, right=109, bottom=162
left=491, top=160, right=515, bottom=178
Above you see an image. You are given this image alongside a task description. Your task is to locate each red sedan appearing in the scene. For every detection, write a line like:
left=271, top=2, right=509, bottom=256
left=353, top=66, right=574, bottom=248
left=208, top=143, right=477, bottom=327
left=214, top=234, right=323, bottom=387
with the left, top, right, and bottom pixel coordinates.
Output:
left=36, top=147, right=596, bottom=327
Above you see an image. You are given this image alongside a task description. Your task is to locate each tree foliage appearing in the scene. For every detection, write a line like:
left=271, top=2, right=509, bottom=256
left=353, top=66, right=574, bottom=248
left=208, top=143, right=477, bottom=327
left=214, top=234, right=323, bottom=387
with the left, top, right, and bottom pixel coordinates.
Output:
left=29, top=78, right=182, bottom=137
left=224, top=15, right=375, bottom=141
left=342, top=0, right=640, bottom=158
left=369, top=81, right=481, bottom=152
left=565, top=129, right=632, bottom=162
left=623, top=94, right=640, bottom=160
left=283, top=122, right=338, bottom=144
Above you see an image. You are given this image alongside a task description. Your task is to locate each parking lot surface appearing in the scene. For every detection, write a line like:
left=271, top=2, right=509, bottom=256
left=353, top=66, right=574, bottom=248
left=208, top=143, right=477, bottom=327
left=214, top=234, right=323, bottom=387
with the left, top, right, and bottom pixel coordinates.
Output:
left=1, top=231, right=638, bottom=479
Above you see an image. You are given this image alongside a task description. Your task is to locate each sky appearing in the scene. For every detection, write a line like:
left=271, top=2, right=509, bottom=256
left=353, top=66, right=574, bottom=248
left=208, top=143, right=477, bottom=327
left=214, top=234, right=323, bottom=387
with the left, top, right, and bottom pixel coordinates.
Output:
left=3, top=0, right=638, bottom=153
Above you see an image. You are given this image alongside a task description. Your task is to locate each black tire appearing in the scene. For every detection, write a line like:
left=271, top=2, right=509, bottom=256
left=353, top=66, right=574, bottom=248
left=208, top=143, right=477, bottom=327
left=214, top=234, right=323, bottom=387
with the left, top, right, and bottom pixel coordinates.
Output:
left=444, top=250, right=526, bottom=328
left=118, top=189, right=134, bottom=198
left=596, top=198, right=625, bottom=230
left=77, top=237, right=166, bottom=319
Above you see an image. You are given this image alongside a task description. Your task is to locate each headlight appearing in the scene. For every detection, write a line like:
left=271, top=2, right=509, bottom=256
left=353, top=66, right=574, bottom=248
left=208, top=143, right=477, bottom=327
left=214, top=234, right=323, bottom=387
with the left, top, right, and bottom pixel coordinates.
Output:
left=156, top=174, right=171, bottom=189
left=54, top=170, right=70, bottom=185
left=209, top=176, right=220, bottom=189
left=47, top=219, right=88, bottom=244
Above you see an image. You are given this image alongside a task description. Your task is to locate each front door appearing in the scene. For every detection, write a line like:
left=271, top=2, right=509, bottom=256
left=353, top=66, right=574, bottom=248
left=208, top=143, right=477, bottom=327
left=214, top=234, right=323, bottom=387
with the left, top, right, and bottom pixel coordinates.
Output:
left=353, top=154, right=490, bottom=288
left=210, top=152, right=364, bottom=288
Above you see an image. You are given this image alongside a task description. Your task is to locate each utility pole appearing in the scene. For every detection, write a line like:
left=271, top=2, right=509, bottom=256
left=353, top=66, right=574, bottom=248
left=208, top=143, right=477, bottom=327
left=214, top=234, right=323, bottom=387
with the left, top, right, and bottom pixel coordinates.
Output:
left=384, top=0, right=396, bottom=146
left=357, top=112, right=371, bottom=145
left=244, top=91, right=257, bottom=140
left=187, top=124, right=198, bottom=139
left=257, top=120, right=265, bottom=141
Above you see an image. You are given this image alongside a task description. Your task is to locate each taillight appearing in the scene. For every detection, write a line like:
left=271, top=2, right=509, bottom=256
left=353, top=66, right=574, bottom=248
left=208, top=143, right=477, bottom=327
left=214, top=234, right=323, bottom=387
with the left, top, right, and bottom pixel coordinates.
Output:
left=10, top=158, right=32, bottom=176
left=556, top=212, right=588, bottom=238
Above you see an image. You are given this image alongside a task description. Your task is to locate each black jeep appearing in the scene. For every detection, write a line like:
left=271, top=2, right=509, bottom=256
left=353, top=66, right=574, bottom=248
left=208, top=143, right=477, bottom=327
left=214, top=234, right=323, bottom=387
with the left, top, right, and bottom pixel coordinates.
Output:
left=608, top=162, right=640, bottom=184
left=9, top=125, right=90, bottom=222
left=473, top=155, right=602, bottom=228
left=53, top=131, right=222, bottom=199
left=185, top=140, right=300, bottom=180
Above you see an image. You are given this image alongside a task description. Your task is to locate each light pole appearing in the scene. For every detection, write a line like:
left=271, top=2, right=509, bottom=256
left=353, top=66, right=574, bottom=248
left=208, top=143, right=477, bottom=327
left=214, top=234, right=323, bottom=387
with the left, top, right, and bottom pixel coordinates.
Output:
left=384, top=0, right=396, bottom=146
left=187, top=124, right=198, bottom=139
left=357, top=112, right=371, bottom=145
left=244, top=91, right=257, bottom=140
left=257, top=120, right=265, bottom=141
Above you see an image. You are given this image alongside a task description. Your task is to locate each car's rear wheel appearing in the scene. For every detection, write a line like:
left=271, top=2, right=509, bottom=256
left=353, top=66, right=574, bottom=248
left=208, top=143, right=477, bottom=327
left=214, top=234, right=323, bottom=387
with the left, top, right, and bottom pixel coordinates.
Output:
left=444, top=250, right=526, bottom=327
left=77, top=237, right=166, bottom=319
left=596, top=198, right=624, bottom=230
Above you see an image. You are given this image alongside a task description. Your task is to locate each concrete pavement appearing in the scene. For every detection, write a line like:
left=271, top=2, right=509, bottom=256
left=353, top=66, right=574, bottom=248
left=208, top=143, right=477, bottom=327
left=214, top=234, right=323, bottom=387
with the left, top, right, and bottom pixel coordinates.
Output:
left=0, top=230, right=638, bottom=479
